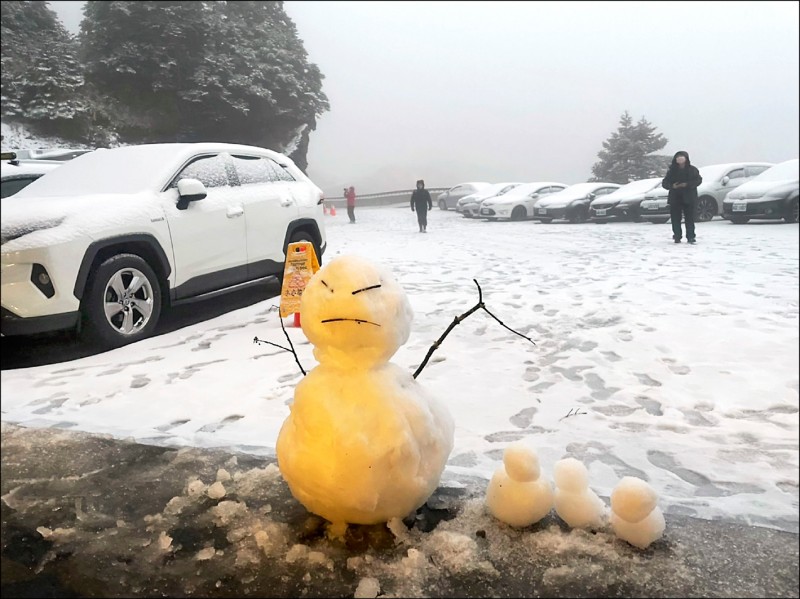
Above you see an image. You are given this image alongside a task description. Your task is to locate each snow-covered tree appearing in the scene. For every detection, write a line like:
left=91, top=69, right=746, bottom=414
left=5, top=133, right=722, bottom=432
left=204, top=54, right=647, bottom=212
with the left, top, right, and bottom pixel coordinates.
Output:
left=80, top=1, right=329, bottom=168
left=590, top=112, right=670, bottom=183
left=1, top=0, right=90, bottom=138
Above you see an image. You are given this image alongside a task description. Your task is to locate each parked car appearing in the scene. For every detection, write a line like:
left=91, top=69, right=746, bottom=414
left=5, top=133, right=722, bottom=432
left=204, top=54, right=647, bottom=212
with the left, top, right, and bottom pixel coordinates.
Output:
left=437, top=181, right=491, bottom=210
left=589, top=178, right=662, bottom=223
left=1, top=143, right=326, bottom=347
left=1, top=152, right=63, bottom=199
left=11, top=148, right=95, bottom=161
left=532, top=182, right=620, bottom=223
left=479, top=181, right=568, bottom=220
left=456, top=182, right=522, bottom=217
left=722, top=159, right=799, bottom=224
left=639, top=162, right=774, bottom=223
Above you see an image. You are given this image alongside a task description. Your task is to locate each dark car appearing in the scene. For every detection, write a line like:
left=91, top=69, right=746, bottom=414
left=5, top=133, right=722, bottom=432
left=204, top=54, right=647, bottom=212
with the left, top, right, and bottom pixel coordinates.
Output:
left=589, top=178, right=661, bottom=223
left=532, top=182, right=620, bottom=223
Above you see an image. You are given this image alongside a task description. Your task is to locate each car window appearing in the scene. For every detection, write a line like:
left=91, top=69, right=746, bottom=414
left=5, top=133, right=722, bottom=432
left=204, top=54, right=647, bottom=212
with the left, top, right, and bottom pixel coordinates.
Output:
left=269, top=159, right=296, bottom=182
left=231, top=155, right=275, bottom=185
left=170, top=154, right=230, bottom=188
left=746, top=165, right=770, bottom=177
left=1, top=176, right=41, bottom=198
left=727, top=168, right=746, bottom=180
left=450, top=185, right=462, bottom=194
left=595, top=187, right=616, bottom=196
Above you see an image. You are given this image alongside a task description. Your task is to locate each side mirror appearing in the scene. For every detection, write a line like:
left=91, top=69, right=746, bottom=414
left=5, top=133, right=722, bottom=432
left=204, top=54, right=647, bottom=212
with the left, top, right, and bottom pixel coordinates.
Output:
left=721, top=176, right=730, bottom=186
left=587, top=192, right=596, bottom=200
left=176, top=178, right=207, bottom=209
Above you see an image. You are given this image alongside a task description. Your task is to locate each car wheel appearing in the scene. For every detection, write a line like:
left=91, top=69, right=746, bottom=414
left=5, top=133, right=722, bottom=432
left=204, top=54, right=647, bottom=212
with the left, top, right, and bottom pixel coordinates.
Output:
left=510, top=206, right=527, bottom=221
left=731, top=216, right=749, bottom=224
left=438, top=199, right=447, bottom=211
left=784, top=197, right=799, bottom=223
left=82, top=254, right=162, bottom=348
left=696, top=196, right=716, bottom=222
left=568, top=206, right=588, bottom=224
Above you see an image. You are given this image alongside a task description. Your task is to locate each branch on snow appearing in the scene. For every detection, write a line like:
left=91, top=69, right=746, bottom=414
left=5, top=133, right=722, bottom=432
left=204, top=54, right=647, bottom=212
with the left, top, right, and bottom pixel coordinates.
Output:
left=413, top=279, right=536, bottom=380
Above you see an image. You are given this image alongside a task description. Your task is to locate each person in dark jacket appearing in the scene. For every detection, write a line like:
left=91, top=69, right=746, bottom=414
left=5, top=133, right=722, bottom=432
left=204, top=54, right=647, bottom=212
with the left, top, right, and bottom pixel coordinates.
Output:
left=410, top=180, right=433, bottom=232
left=662, top=151, right=702, bottom=244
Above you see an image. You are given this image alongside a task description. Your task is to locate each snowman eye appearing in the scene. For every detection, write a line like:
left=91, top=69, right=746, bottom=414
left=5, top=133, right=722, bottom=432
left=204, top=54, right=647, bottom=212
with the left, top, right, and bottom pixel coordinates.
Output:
left=321, top=280, right=333, bottom=292
left=352, top=284, right=382, bottom=295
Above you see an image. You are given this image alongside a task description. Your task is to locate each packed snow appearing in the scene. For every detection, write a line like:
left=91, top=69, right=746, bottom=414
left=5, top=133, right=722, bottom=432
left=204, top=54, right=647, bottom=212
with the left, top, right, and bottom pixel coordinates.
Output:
left=610, top=476, right=666, bottom=549
left=1, top=206, right=798, bottom=534
left=485, top=442, right=553, bottom=527
left=553, top=457, right=608, bottom=529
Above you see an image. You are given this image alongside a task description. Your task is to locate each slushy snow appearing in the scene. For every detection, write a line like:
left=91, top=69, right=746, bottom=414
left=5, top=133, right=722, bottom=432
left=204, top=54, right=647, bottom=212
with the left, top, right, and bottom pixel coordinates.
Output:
left=553, top=457, right=607, bottom=529
left=610, top=476, right=666, bottom=549
left=485, top=441, right=553, bottom=527
left=276, top=256, right=455, bottom=526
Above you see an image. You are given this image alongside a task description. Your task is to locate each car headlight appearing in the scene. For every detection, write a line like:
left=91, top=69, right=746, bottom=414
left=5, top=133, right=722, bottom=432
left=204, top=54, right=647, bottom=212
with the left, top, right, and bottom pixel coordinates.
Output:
left=764, top=189, right=790, bottom=199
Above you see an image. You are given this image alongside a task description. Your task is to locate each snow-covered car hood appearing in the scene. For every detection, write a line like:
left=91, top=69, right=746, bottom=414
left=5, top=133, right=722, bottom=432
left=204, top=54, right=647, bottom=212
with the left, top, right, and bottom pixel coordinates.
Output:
left=536, top=192, right=591, bottom=208
left=727, top=179, right=799, bottom=200
left=1, top=192, right=160, bottom=250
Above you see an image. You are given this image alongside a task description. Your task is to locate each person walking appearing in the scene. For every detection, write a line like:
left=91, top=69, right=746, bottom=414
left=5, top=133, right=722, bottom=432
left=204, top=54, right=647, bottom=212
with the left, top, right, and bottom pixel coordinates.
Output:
left=661, top=151, right=702, bottom=244
left=345, top=186, right=356, bottom=223
left=410, top=179, right=433, bottom=233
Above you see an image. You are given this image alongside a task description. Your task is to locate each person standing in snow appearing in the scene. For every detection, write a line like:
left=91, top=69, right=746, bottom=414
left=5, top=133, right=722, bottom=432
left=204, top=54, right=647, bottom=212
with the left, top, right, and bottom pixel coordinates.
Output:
left=345, top=186, right=357, bottom=223
left=410, top=179, right=433, bottom=233
left=661, top=151, right=702, bottom=244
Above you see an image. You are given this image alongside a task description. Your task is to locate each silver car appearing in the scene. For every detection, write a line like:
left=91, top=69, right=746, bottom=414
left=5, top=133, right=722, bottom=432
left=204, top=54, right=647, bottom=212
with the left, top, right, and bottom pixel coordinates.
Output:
left=437, top=182, right=491, bottom=210
left=457, top=182, right=523, bottom=217
left=639, top=162, right=774, bottom=223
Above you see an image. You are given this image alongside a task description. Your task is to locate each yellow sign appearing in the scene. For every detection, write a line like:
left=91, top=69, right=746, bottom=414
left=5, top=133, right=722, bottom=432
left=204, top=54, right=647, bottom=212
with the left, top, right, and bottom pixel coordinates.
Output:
left=279, top=242, right=320, bottom=317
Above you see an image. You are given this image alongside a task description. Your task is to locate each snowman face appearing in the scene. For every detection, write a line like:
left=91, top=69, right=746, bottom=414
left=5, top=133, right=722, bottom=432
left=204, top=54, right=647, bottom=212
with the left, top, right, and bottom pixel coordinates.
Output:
left=300, top=256, right=413, bottom=363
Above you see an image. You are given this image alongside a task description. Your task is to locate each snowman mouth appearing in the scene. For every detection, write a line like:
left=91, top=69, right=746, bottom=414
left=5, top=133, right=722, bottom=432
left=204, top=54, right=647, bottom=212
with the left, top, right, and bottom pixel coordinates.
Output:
left=321, top=318, right=382, bottom=327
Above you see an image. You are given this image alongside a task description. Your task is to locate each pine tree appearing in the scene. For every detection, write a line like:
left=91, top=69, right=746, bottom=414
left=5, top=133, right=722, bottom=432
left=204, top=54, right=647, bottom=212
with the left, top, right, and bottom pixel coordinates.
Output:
left=590, top=112, right=669, bottom=183
left=80, top=0, right=329, bottom=164
left=1, top=1, right=90, bottom=137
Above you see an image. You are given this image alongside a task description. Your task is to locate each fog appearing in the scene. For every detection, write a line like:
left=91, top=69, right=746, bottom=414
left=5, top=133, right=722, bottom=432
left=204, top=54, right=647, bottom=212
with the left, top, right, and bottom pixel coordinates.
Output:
left=52, top=1, right=799, bottom=195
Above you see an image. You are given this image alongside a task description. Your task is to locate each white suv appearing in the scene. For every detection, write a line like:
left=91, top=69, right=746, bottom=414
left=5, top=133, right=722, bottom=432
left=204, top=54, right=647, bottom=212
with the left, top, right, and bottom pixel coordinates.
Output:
left=1, top=143, right=326, bottom=347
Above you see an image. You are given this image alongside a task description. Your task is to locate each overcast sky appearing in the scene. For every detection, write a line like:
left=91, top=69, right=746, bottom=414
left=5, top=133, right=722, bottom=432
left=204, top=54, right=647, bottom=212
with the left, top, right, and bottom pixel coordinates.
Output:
left=52, top=1, right=799, bottom=193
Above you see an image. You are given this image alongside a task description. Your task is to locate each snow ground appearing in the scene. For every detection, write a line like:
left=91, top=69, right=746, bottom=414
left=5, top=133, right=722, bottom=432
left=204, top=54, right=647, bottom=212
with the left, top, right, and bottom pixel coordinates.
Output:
left=1, top=207, right=798, bottom=532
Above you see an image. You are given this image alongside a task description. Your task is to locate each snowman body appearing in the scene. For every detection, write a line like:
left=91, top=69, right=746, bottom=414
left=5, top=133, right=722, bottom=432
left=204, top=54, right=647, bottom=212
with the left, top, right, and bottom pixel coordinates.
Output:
left=276, top=256, right=454, bottom=526
left=610, top=477, right=665, bottom=549
left=486, top=442, right=553, bottom=527
left=553, top=457, right=607, bottom=529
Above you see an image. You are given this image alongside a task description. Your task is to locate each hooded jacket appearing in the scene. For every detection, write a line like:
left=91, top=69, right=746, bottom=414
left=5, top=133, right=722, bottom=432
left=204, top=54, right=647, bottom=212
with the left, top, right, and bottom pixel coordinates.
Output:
left=662, top=151, right=702, bottom=205
left=411, top=180, right=432, bottom=211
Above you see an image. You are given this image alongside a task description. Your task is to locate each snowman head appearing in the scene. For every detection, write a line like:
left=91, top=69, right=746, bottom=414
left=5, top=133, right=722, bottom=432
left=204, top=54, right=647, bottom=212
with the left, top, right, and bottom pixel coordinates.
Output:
left=300, top=256, right=413, bottom=368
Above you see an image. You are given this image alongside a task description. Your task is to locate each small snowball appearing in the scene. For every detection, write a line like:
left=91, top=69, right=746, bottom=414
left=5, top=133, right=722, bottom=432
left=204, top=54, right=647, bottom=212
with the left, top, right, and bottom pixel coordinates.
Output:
left=553, top=458, right=589, bottom=492
left=611, top=477, right=658, bottom=523
left=186, top=479, right=206, bottom=497
left=196, top=546, right=216, bottom=561
left=504, top=442, right=540, bottom=482
left=354, top=577, right=381, bottom=598
left=207, top=481, right=227, bottom=500
left=216, top=468, right=232, bottom=482
left=158, top=531, right=173, bottom=551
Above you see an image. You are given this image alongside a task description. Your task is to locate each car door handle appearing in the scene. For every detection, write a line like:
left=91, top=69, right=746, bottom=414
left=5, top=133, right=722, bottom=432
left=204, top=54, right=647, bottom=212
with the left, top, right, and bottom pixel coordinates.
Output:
left=281, top=198, right=294, bottom=207
left=227, top=206, right=244, bottom=218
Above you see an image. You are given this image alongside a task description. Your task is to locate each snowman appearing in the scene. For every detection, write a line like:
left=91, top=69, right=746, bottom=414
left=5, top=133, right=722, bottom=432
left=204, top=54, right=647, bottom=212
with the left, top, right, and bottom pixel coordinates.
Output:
left=610, top=477, right=665, bottom=549
left=552, top=457, right=607, bottom=529
left=485, top=442, right=553, bottom=527
left=276, top=255, right=455, bottom=529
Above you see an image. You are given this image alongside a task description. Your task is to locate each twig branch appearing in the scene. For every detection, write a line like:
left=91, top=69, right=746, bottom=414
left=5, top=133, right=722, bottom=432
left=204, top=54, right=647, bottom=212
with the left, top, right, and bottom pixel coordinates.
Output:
left=253, top=337, right=292, bottom=353
left=559, top=407, right=588, bottom=421
left=279, top=314, right=306, bottom=376
left=413, top=279, right=535, bottom=379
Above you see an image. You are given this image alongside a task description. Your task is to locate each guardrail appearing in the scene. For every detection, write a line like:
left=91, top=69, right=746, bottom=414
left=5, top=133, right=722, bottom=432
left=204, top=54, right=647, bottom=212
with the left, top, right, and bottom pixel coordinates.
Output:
left=325, top=188, right=450, bottom=208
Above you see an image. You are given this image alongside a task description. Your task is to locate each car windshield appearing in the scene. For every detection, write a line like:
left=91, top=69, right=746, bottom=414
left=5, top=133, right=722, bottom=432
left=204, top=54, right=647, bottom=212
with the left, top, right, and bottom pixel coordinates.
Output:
left=698, top=164, right=736, bottom=182
left=13, top=146, right=185, bottom=197
left=555, top=183, right=601, bottom=197
left=752, top=160, right=799, bottom=183
left=607, top=179, right=661, bottom=197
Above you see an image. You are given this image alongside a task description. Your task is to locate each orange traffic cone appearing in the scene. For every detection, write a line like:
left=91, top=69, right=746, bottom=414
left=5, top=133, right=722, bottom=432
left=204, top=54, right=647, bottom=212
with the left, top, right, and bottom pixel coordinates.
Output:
left=330, top=204, right=337, bottom=216
left=293, top=312, right=301, bottom=327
